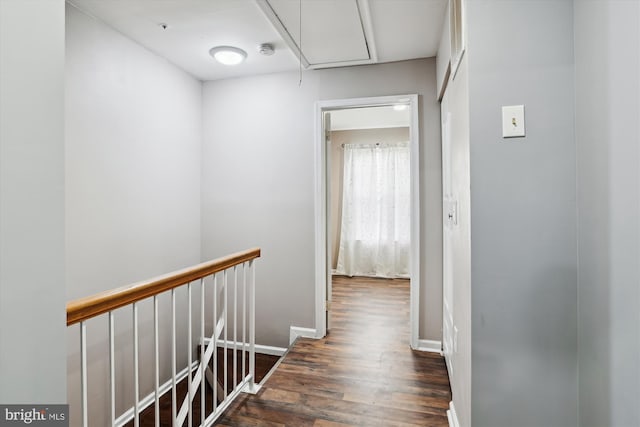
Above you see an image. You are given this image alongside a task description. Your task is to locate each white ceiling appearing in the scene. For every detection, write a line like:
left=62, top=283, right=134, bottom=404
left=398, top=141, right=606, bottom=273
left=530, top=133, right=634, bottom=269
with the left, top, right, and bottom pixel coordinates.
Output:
left=68, top=0, right=447, bottom=81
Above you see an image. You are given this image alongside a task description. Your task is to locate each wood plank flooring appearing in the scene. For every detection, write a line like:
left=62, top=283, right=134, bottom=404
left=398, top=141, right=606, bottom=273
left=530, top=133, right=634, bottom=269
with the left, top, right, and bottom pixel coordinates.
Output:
left=218, top=275, right=451, bottom=426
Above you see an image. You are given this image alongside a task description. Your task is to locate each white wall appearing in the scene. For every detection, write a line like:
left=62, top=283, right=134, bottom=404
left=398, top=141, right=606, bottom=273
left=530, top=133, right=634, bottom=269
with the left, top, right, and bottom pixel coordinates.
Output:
left=202, top=59, right=442, bottom=348
left=467, top=1, right=578, bottom=426
left=575, top=1, right=640, bottom=426
left=65, top=5, right=202, bottom=423
left=0, top=0, right=66, bottom=403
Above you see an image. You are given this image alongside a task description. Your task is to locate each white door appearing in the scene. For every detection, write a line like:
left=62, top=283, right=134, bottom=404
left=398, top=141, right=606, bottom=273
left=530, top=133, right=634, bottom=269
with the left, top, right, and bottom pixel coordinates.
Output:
left=441, top=112, right=455, bottom=374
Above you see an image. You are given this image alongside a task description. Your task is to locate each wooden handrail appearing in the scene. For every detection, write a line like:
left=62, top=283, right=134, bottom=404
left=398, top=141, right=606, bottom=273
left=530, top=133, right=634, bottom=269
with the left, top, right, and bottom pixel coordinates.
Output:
left=67, top=247, right=260, bottom=326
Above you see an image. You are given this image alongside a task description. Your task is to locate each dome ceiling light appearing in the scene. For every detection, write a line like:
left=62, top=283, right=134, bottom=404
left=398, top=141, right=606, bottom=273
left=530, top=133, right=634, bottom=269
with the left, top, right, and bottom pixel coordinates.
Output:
left=209, top=46, right=247, bottom=66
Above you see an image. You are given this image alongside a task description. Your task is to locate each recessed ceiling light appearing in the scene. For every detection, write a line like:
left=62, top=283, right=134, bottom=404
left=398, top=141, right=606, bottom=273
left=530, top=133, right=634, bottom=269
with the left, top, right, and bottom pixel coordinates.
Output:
left=209, top=46, right=247, bottom=66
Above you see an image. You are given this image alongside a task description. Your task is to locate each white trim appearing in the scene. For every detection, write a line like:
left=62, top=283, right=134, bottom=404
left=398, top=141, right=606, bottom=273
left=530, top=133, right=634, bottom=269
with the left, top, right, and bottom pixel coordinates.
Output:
left=417, top=339, right=443, bottom=354
left=114, top=361, right=198, bottom=427
left=205, top=338, right=287, bottom=357
left=408, top=94, right=420, bottom=350
left=355, top=0, right=378, bottom=63
left=449, top=0, right=466, bottom=81
left=255, top=0, right=310, bottom=68
left=314, top=94, right=421, bottom=349
left=314, top=100, right=328, bottom=339
left=289, top=326, right=318, bottom=345
left=447, top=401, right=460, bottom=427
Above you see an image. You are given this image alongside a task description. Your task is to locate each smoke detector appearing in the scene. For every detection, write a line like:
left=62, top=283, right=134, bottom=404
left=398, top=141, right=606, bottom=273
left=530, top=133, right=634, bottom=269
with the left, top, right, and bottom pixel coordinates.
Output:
left=258, top=43, right=275, bottom=56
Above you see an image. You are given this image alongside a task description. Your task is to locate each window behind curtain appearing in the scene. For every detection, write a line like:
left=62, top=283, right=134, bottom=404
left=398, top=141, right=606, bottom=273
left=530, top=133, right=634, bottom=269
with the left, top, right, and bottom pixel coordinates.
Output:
left=336, top=142, right=410, bottom=278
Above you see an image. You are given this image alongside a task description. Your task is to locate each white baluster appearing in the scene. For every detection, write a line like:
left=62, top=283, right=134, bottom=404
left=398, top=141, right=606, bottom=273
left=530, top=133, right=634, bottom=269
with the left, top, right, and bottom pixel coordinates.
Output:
left=233, top=265, right=238, bottom=390
left=171, top=289, right=177, bottom=426
left=242, top=262, right=247, bottom=380
left=213, top=274, right=218, bottom=413
left=200, top=278, right=205, bottom=424
left=188, top=282, right=193, bottom=427
left=80, top=321, right=88, bottom=427
left=223, top=269, right=228, bottom=400
left=248, top=260, right=258, bottom=393
left=154, top=296, right=159, bottom=427
left=133, top=303, right=139, bottom=427
left=109, top=312, right=115, bottom=426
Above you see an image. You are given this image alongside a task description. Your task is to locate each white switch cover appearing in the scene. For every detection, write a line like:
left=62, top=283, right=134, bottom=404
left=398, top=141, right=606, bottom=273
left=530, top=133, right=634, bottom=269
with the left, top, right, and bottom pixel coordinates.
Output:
left=502, top=105, right=525, bottom=138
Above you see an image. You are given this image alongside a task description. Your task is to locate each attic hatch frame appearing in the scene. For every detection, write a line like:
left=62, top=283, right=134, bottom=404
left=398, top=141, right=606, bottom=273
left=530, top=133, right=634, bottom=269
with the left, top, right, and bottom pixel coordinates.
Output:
left=313, top=94, right=422, bottom=350
left=256, top=0, right=378, bottom=69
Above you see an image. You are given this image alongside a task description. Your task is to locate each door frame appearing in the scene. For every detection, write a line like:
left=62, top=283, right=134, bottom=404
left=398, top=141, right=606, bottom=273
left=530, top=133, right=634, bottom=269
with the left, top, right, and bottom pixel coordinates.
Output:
left=313, top=94, right=421, bottom=349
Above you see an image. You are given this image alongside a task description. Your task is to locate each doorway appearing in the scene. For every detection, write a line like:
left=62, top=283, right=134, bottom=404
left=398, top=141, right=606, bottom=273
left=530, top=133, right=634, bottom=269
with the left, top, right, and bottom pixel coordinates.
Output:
left=314, top=94, right=420, bottom=349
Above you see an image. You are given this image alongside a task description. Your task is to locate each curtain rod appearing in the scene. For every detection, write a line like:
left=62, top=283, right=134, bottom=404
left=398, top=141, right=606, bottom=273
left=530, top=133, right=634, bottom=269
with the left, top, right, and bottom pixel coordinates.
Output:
left=341, top=142, right=380, bottom=148
left=340, top=142, right=409, bottom=148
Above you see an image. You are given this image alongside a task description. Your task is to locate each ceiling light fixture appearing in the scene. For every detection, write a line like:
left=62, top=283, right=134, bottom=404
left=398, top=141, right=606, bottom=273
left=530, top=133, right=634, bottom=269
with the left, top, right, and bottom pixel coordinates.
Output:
left=209, top=46, right=247, bottom=66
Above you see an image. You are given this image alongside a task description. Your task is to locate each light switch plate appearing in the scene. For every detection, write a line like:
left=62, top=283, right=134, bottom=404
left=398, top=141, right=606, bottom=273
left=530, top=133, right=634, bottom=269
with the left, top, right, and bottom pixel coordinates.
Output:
left=502, top=105, right=525, bottom=138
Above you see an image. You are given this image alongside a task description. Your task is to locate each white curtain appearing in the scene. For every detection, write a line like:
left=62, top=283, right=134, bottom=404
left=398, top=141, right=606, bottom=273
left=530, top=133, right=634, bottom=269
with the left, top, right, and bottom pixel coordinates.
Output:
left=336, top=142, right=410, bottom=278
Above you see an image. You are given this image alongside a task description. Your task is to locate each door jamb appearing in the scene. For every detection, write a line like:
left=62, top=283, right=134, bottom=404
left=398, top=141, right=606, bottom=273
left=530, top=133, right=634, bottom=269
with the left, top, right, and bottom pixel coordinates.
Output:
left=313, top=94, right=421, bottom=349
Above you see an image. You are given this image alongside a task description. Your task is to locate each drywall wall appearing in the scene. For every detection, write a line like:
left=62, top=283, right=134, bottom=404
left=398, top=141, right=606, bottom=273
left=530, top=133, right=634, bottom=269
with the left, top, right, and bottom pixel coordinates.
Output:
left=329, top=127, right=411, bottom=269
left=0, top=0, right=66, bottom=403
left=575, top=1, right=640, bottom=426
left=202, top=59, right=442, bottom=348
left=466, top=1, right=578, bottom=426
left=65, top=5, right=202, bottom=423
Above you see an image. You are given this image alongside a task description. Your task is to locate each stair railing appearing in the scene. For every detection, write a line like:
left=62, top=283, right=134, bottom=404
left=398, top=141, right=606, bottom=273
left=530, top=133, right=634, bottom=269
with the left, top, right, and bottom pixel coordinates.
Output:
left=67, top=247, right=261, bottom=427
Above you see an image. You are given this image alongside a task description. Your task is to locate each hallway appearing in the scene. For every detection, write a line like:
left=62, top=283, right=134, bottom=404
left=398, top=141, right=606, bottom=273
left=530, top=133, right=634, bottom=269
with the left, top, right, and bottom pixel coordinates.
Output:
left=218, top=276, right=451, bottom=426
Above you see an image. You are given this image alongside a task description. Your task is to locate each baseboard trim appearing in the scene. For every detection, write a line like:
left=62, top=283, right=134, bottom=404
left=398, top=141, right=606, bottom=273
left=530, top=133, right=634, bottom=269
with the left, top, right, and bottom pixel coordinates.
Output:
left=289, top=326, right=318, bottom=345
left=204, top=338, right=287, bottom=356
left=417, top=339, right=443, bottom=354
left=447, top=401, right=460, bottom=427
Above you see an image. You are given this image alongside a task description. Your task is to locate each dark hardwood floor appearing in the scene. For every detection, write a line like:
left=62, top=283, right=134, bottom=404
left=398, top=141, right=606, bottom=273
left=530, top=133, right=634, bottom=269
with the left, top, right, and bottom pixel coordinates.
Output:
left=217, top=275, right=451, bottom=426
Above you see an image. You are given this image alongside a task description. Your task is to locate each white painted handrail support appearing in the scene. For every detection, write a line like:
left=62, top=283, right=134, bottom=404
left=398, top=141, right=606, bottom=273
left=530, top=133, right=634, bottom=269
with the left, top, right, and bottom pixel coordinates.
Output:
left=187, top=282, right=193, bottom=427
left=109, top=312, right=115, bottom=426
left=200, top=278, right=206, bottom=426
left=67, top=248, right=261, bottom=427
left=133, top=303, right=140, bottom=427
left=171, top=288, right=177, bottom=425
left=175, top=260, right=261, bottom=427
left=80, top=322, right=88, bottom=427
left=153, top=296, right=160, bottom=427
left=246, top=259, right=259, bottom=394
left=223, top=269, right=228, bottom=401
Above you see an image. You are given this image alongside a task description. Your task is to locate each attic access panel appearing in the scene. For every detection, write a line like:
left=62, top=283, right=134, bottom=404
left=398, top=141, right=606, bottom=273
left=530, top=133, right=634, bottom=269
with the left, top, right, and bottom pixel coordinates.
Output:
left=258, top=0, right=377, bottom=69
